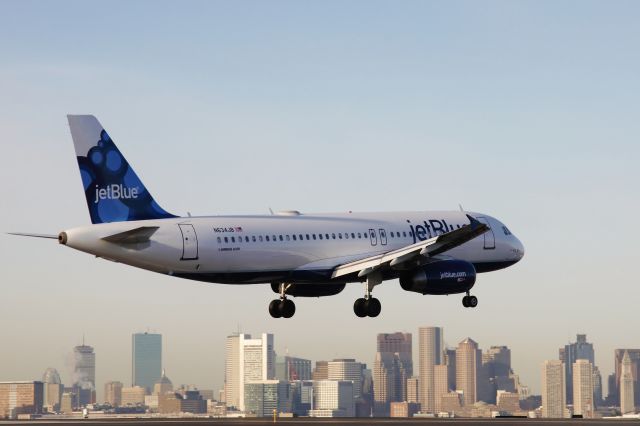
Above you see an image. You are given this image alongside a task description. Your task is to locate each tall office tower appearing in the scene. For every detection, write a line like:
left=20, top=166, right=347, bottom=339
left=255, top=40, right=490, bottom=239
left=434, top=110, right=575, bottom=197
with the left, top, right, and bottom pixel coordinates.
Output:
left=132, top=332, right=162, bottom=394
left=328, top=359, right=364, bottom=399
left=244, top=380, right=290, bottom=417
left=373, top=333, right=412, bottom=415
left=444, top=348, right=456, bottom=392
left=72, top=342, right=96, bottom=407
left=592, top=366, right=603, bottom=408
left=614, top=349, right=640, bottom=407
left=560, top=334, right=594, bottom=404
left=433, top=364, right=449, bottom=412
left=312, top=361, right=329, bottom=380
left=224, top=332, right=275, bottom=411
left=418, top=327, right=443, bottom=413
left=456, top=338, right=481, bottom=406
left=406, top=377, right=419, bottom=404
left=481, top=345, right=514, bottom=403
left=0, top=382, right=44, bottom=418
left=275, top=355, right=312, bottom=381
left=542, top=360, right=566, bottom=418
left=309, top=380, right=355, bottom=417
left=104, top=381, right=123, bottom=406
left=42, top=368, right=63, bottom=412
left=621, top=351, right=636, bottom=414
left=573, top=359, right=593, bottom=418
left=153, top=370, right=173, bottom=395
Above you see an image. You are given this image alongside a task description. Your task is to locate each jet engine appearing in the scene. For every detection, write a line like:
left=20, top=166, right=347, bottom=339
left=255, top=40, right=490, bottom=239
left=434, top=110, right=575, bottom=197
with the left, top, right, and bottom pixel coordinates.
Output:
left=270, top=282, right=346, bottom=297
left=399, top=260, right=476, bottom=295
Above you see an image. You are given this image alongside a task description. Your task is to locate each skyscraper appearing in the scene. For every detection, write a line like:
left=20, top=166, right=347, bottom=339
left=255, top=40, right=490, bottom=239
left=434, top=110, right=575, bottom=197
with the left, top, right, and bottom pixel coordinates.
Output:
left=433, top=364, right=449, bottom=412
left=275, top=355, right=312, bottom=381
left=418, top=327, right=443, bottom=413
left=224, top=332, right=275, bottom=411
left=42, top=368, right=63, bottom=412
left=541, top=360, right=566, bottom=418
left=573, top=359, right=593, bottom=418
left=72, top=342, right=95, bottom=407
left=132, top=332, right=162, bottom=394
left=328, top=359, right=364, bottom=399
left=104, top=381, right=123, bottom=407
left=614, top=349, right=640, bottom=407
left=560, top=334, right=594, bottom=404
left=456, top=338, right=481, bottom=406
left=373, top=333, right=412, bottom=416
left=621, top=351, right=636, bottom=414
left=153, top=370, right=173, bottom=396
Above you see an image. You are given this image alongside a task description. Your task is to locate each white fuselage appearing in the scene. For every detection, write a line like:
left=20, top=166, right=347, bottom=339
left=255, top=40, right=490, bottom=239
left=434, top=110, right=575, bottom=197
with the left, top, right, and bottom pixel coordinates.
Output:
left=61, top=210, right=524, bottom=285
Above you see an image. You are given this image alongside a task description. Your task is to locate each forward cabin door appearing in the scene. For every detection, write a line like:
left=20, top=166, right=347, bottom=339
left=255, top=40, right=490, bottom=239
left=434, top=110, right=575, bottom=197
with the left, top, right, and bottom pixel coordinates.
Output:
left=369, top=228, right=377, bottom=246
left=378, top=228, right=388, bottom=246
left=476, top=217, right=495, bottom=249
left=178, top=224, right=199, bottom=260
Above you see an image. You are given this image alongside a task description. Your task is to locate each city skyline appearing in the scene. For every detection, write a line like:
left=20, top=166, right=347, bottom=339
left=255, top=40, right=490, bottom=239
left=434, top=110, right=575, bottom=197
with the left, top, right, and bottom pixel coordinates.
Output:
left=12, top=327, right=637, bottom=406
left=2, top=0, right=640, bottom=408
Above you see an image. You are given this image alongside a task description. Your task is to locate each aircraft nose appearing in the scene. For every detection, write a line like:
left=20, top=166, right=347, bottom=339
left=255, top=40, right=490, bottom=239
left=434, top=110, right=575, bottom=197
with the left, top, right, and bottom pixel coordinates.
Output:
left=511, top=236, right=525, bottom=262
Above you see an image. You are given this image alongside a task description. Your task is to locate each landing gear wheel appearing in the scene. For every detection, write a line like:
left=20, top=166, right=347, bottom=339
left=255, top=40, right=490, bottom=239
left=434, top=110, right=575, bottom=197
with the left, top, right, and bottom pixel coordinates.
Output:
left=468, top=295, right=478, bottom=308
left=281, top=299, right=296, bottom=318
left=365, top=298, right=381, bottom=317
left=354, top=298, right=367, bottom=317
left=269, top=299, right=282, bottom=318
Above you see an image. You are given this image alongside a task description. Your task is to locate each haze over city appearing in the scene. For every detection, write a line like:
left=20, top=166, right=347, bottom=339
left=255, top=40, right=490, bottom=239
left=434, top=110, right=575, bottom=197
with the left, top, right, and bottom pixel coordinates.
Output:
left=1, top=0, right=639, bottom=410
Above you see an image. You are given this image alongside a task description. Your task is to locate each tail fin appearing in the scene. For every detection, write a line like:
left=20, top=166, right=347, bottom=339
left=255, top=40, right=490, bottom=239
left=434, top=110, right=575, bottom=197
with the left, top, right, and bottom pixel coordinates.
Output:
left=67, top=115, right=176, bottom=224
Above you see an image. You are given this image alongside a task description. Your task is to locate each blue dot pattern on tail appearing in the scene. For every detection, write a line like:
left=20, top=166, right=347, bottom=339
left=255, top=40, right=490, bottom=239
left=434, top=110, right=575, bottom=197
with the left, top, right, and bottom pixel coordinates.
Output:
left=76, top=130, right=175, bottom=224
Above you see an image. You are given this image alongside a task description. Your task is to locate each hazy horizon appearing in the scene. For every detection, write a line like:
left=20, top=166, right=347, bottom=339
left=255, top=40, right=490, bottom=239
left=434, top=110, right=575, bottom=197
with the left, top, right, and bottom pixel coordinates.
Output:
left=1, top=0, right=639, bottom=402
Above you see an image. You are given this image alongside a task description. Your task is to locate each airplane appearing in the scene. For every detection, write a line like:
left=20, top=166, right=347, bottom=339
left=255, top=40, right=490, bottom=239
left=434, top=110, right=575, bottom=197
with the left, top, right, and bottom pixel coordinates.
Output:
left=10, top=115, right=525, bottom=318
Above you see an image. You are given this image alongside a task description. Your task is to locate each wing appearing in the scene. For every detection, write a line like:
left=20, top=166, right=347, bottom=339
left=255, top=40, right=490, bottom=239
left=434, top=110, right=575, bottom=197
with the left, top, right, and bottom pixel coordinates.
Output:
left=331, top=214, right=488, bottom=279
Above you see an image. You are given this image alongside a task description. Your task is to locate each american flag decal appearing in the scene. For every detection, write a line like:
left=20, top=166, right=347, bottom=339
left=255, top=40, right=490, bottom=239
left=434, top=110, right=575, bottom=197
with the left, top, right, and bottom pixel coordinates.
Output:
left=235, top=227, right=243, bottom=232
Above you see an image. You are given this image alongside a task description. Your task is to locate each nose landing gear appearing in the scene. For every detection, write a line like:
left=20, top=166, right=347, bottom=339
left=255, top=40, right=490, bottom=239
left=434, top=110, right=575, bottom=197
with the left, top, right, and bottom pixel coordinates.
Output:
left=462, top=292, right=478, bottom=308
left=269, top=283, right=296, bottom=318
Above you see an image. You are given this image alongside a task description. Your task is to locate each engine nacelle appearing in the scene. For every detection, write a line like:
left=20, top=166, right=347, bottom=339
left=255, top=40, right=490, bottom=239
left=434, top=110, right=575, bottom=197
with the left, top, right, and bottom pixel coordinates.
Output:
left=271, top=283, right=346, bottom=297
left=399, top=260, right=476, bottom=295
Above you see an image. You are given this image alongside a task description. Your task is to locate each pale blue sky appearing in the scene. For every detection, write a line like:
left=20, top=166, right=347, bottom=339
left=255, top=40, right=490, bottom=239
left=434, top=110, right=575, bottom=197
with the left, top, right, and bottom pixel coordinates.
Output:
left=1, top=1, right=639, bottom=399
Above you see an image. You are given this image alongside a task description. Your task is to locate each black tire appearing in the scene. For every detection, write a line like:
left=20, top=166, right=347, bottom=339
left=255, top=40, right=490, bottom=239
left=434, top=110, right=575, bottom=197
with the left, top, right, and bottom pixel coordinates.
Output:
left=353, top=298, right=367, bottom=317
left=462, top=296, right=469, bottom=308
left=269, top=299, right=282, bottom=318
left=468, top=295, right=478, bottom=308
left=366, top=298, right=381, bottom=317
left=281, top=299, right=296, bottom=318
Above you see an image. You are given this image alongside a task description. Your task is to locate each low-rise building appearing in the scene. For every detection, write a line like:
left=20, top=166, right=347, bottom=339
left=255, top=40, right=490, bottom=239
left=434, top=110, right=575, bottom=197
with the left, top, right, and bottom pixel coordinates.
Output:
left=0, top=381, right=44, bottom=419
left=390, top=401, right=420, bottom=417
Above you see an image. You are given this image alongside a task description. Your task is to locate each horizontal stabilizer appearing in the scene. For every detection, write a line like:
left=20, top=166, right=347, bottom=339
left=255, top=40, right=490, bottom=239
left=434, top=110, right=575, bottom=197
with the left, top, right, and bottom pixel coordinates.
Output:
left=102, top=226, right=159, bottom=244
left=7, top=232, right=58, bottom=239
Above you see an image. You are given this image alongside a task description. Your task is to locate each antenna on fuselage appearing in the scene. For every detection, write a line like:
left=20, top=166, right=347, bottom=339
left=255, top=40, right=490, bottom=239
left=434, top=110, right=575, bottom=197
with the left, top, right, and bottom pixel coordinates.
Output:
left=459, top=204, right=465, bottom=212
left=269, top=207, right=274, bottom=215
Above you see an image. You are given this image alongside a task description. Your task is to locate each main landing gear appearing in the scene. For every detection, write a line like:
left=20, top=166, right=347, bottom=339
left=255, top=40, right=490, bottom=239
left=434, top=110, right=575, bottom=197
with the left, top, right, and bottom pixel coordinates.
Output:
left=269, top=283, right=296, bottom=318
left=462, top=292, right=478, bottom=308
left=353, top=273, right=382, bottom=318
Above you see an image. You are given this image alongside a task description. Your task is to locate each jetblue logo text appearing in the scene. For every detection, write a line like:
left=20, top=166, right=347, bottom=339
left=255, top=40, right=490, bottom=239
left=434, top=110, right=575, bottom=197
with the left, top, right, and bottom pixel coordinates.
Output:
left=94, top=184, right=139, bottom=203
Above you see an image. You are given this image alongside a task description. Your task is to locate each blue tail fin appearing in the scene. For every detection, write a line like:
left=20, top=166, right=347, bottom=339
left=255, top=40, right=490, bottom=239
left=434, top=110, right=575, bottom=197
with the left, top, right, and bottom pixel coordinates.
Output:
left=67, top=115, right=176, bottom=224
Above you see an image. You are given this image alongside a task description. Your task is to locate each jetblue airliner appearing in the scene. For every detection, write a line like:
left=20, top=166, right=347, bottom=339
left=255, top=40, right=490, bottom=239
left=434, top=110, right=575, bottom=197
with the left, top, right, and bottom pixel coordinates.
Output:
left=11, top=115, right=524, bottom=318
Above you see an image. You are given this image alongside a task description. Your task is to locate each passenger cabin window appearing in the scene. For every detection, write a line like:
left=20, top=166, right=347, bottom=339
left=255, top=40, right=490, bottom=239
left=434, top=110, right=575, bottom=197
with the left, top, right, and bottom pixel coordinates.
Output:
left=338, top=233, right=342, bottom=239
left=332, top=233, right=336, bottom=239
left=224, top=237, right=229, bottom=243
left=266, top=236, right=270, bottom=242
left=293, top=235, right=297, bottom=241
left=325, top=234, right=330, bottom=239
left=319, top=234, right=323, bottom=240
left=217, top=237, right=222, bottom=243
left=313, top=234, right=317, bottom=240
left=357, top=233, right=361, bottom=238
left=259, top=236, right=263, bottom=242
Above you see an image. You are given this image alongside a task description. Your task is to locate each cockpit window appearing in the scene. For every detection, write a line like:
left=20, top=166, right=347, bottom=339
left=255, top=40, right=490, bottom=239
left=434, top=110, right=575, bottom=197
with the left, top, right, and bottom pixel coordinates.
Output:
left=502, top=226, right=512, bottom=236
